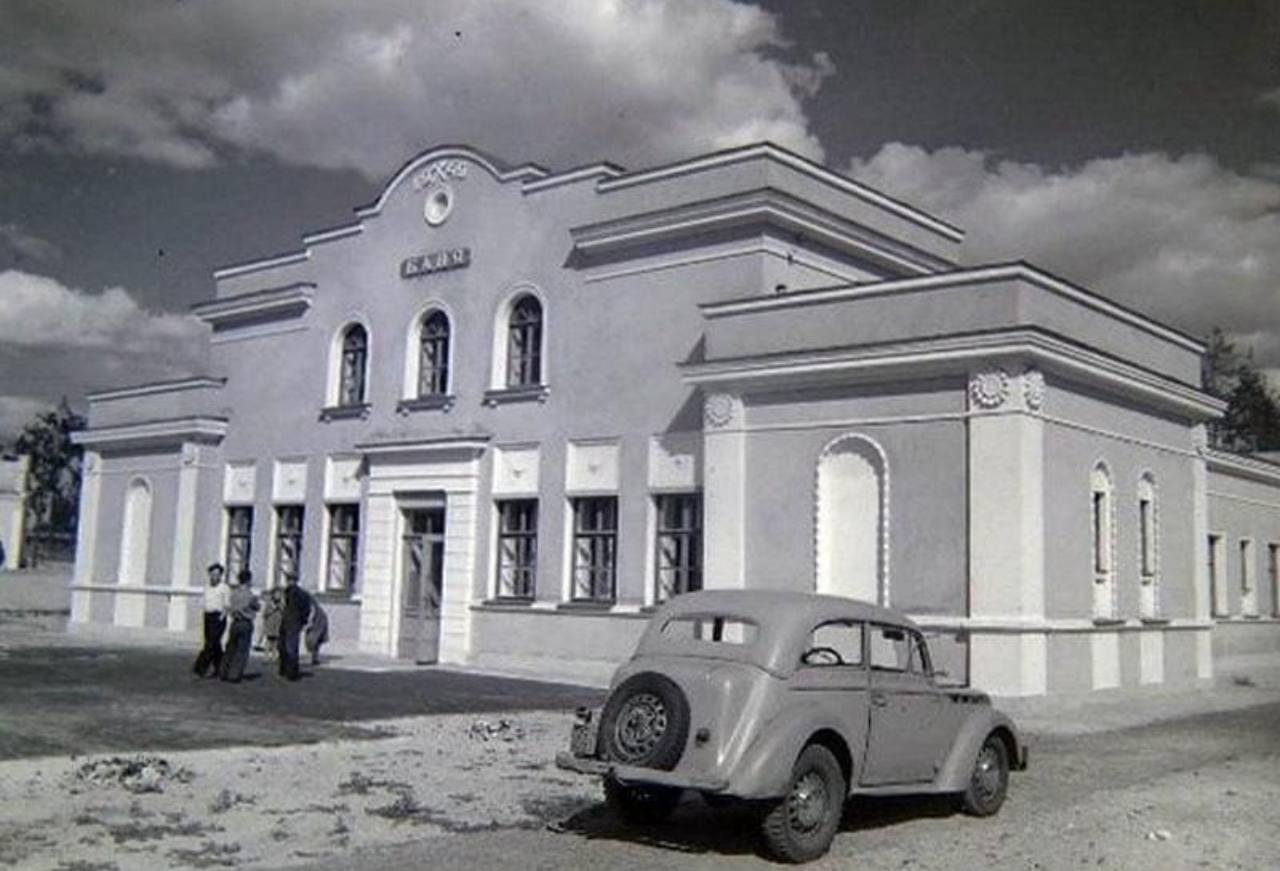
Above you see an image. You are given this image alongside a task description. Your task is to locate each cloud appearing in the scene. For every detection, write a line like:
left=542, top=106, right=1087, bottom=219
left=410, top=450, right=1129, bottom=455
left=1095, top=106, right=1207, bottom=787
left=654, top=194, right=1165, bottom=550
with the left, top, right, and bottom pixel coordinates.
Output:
left=0, top=0, right=830, bottom=178
left=0, top=224, right=62, bottom=264
left=0, top=395, right=56, bottom=443
left=847, top=145, right=1280, bottom=369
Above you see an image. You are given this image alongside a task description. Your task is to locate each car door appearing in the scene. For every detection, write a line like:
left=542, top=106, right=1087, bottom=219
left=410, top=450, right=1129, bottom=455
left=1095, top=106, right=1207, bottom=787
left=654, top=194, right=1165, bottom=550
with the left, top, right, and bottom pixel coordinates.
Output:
left=860, top=623, right=954, bottom=785
left=788, top=620, right=871, bottom=767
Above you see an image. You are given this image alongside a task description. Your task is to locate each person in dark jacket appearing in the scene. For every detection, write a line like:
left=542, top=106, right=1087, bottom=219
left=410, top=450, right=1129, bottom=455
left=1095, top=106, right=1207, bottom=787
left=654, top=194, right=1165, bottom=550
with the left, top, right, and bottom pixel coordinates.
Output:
left=191, top=563, right=229, bottom=677
left=220, top=569, right=260, bottom=683
left=276, top=575, right=312, bottom=681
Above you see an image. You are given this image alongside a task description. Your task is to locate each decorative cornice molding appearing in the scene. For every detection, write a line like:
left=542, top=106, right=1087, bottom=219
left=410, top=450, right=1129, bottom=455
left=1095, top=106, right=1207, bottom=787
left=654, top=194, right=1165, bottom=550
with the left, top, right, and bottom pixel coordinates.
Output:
left=570, top=187, right=949, bottom=275
left=522, top=162, right=626, bottom=194
left=88, top=376, right=226, bottom=403
left=1205, top=449, right=1280, bottom=487
left=192, top=282, right=314, bottom=328
left=71, top=416, right=229, bottom=450
left=212, top=249, right=310, bottom=281
left=354, top=434, right=491, bottom=457
left=684, top=328, right=1221, bottom=420
left=356, top=145, right=549, bottom=218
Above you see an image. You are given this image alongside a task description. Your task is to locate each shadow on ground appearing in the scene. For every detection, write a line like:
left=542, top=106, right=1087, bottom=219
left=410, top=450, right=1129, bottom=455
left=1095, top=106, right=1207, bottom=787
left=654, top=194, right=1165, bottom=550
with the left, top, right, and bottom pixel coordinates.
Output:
left=0, top=640, right=604, bottom=760
left=551, top=791, right=959, bottom=861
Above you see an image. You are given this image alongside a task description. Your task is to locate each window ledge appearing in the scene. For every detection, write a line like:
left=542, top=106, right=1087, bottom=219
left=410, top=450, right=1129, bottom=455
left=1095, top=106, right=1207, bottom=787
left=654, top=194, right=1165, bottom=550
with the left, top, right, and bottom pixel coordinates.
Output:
left=397, top=394, right=455, bottom=415
left=480, top=597, right=535, bottom=608
left=1139, top=617, right=1172, bottom=626
left=319, top=403, right=371, bottom=421
left=557, top=599, right=615, bottom=612
left=483, top=385, right=550, bottom=407
left=1091, top=617, right=1126, bottom=627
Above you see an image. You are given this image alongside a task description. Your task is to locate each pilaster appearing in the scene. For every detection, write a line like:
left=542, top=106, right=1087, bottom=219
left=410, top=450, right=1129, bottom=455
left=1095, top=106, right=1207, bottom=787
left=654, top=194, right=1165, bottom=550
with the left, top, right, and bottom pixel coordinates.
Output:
left=702, top=392, right=746, bottom=589
left=70, top=451, right=101, bottom=624
left=167, top=443, right=202, bottom=631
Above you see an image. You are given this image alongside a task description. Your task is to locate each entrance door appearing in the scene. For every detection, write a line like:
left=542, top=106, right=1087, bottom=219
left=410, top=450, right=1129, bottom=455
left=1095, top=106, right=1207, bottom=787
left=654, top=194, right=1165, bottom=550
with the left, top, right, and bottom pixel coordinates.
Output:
left=397, top=507, right=445, bottom=663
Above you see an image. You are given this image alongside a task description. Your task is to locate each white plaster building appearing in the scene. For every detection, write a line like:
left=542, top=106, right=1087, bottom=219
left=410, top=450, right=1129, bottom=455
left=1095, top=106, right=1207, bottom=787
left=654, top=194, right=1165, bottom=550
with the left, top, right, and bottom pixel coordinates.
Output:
left=70, top=143, right=1280, bottom=695
left=0, top=453, right=29, bottom=569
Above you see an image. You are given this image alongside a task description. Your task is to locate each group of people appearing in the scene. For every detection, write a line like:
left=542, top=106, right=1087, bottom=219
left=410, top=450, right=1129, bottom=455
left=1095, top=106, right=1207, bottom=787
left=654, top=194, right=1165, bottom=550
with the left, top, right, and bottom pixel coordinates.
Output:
left=191, top=562, right=329, bottom=683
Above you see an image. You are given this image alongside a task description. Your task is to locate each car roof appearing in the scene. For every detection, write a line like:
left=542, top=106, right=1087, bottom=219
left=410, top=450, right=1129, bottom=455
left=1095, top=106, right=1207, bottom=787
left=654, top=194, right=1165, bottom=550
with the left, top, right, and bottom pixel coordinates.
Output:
left=636, top=589, right=918, bottom=676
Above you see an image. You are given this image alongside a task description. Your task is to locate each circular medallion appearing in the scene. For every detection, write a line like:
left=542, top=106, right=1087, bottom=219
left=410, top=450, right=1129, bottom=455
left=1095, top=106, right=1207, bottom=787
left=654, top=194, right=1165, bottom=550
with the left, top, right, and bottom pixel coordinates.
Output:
left=704, top=393, right=737, bottom=429
left=423, top=182, right=454, bottom=226
left=969, top=369, right=1010, bottom=409
left=1023, top=369, right=1045, bottom=411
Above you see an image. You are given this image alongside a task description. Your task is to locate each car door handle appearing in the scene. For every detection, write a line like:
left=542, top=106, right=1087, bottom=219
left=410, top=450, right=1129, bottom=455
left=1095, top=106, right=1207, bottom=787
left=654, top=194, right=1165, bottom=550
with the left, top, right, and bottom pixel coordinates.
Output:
left=870, top=691, right=888, bottom=707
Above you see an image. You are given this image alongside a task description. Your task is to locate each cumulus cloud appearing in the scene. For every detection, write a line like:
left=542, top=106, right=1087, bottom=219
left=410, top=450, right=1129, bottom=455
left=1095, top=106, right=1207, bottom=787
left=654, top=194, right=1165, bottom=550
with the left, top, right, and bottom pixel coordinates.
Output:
left=0, top=224, right=62, bottom=264
left=0, top=0, right=830, bottom=177
left=848, top=145, right=1280, bottom=368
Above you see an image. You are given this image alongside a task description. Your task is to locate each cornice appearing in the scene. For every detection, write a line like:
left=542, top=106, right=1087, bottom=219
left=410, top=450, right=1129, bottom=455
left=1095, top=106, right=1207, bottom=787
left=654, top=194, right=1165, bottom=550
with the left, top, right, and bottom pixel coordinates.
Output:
left=71, top=416, right=229, bottom=450
left=355, top=434, right=491, bottom=457
left=701, top=262, right=1205, bottom=354
left=596, top=141, right=964, bottom=243
left=1205, top=449, right=1280, bottom=487
left=683, top=328, right=1224, bottom=420
left=88, top=376, right=226, bottom=403
left=192, top=282, right=314, bottom=328
left=213, top=250, right=310, bottom=281
left=570, top=187, right=950, bottom=275
left=522, top=162, right=626, bottom=194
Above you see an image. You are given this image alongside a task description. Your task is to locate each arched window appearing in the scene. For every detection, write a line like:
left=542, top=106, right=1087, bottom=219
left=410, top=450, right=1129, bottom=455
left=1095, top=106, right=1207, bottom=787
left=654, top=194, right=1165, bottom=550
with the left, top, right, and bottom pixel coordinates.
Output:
left=119, top=478, right=152, bottom=585
left=506, top=295, right=542, bottom=387
left=1137, top=474, right=1159, bottom=618
left=1091, top=464, right=1115, bottom=619
left=338, top=324, right=368, bottom=407
left=815, top=435, right=888, bottom=605
left=419, top=310, right=450, bottom=396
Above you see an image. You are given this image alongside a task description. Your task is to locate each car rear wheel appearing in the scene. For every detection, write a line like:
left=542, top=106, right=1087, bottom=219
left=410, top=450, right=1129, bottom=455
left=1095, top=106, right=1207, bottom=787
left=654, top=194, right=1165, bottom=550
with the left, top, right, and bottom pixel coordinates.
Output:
left=603, top=776, right=681, bottom=825
left=760, top=744, right=846, bottom=863
left=598, top=672, right=690, bottom=771
left=961, top=734, right=1009, bottom=816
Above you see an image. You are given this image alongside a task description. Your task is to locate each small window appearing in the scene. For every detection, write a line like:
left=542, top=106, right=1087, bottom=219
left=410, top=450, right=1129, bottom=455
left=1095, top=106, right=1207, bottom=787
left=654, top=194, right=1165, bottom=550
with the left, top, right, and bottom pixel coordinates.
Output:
left=338, top=324, right=368, bottom=407
left=419, top=311, right=450, bottom=396
left=325, top=504, right=360, bottom=594
left=274, top=505, right=305, bottom=586
left=869, top=624, right=913, bottom=672
left=1269, top=544, right=1279, bottom=618
left=654, top=493, right=702, bottom=602
left=571, top=496, right=617, bottom=602
left=506, top=295, right=542, bottom=387
left=661, top=615, right=757, bottom=645
left=801, top=621, right=864, bottom=667
left=1209, top=534, right=1227, bottom=617
left=225, top=506, right=253, bottom=579
left=496, top=499, right=538, bottom=599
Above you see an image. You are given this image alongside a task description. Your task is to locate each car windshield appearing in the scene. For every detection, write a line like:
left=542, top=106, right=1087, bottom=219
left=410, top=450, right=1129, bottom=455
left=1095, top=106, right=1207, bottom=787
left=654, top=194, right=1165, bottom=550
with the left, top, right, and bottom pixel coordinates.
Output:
left=660, top=614, right=758, bottom=645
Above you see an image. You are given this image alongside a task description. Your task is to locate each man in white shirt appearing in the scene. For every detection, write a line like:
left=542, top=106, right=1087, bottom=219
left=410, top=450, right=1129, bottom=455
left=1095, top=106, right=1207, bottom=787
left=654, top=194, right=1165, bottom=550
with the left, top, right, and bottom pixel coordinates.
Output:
left=192, top=562, right=230, bottom=677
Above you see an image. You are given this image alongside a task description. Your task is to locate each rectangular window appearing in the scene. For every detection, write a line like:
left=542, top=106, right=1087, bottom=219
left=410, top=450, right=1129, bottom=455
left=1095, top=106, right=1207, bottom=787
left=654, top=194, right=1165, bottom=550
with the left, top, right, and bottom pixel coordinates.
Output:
left=654, top=493, right=702, bottom=602
left=868, top=624, right=912, bottom=672
left=1269, top=544, right=1280, bottom=618
left=225, top=506, right=253, bottom=580
left=1209, top=534, right=1226, bottom=617
left=325, top=504, right=360, bottom=594
left=572, top=496, right=617, bottom=602
left=1241, top=539, right=1257, bottom=616
left=273, top=505, right=305, bottom=586
left=1092, top=491, right=1108, bottom=574
left=803, top=621, right=864, bottom=667
left=496, top=500, right=538, bottom=599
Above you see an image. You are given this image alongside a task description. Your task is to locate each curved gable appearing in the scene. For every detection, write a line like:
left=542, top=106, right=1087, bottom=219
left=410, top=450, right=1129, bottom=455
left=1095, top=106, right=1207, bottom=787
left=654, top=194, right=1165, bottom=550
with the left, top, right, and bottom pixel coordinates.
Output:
left=356, top=145, right=549, bottom=218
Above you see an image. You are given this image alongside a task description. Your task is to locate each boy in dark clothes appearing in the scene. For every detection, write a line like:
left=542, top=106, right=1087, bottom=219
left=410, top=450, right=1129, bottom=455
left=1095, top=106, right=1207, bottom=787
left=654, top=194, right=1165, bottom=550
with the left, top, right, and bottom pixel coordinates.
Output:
left=277, top=575, right=312, bottom=681
left=220, top=569, right=260, bottom=683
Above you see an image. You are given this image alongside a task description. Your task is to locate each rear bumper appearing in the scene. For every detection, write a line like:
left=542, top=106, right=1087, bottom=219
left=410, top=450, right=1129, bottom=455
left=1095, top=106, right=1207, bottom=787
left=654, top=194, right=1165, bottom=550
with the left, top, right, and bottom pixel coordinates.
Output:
left=554, top=752, right=729, bottom=792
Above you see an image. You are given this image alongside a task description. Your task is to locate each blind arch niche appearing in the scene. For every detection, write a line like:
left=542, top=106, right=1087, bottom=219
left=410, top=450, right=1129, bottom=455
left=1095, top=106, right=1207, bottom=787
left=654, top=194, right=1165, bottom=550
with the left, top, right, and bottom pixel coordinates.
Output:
left=814, top=434, right=889, bottom=605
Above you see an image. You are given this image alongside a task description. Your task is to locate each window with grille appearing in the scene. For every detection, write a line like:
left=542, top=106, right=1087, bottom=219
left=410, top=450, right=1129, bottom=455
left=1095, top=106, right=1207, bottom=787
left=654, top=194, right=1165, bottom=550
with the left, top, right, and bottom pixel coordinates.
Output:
left=338, top=324, right=367, bottom=406
left=495, top=500, right=537, bottom=599
left=225, top=506, right=253, bottom=580
left=325, top=504, right=359, bottom=594
left=273, top=505, right=305, bottom=586
left=572, top=496, right=616, bottom=602
left=655, top=493, right=702, bottom=602
left=506, top=295, right=542, bottom=387
left=419, top=311, right=450, bottom=396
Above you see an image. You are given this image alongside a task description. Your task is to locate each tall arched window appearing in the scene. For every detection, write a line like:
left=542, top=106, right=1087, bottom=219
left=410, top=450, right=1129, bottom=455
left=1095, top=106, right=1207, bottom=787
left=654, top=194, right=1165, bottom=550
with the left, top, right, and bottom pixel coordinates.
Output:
left=1090, top=464, right=1115, bottom=619
left=506, top=295, right=542, bottom=387
left=338, top=324, right=368, bottom=407
left=419, top=310, right=450, bottom=396
left=1137, top=474, right=1159, bottom=618
left=119, top=478, right=152, bottom=585
left=815, top=435, right=888, bottom=605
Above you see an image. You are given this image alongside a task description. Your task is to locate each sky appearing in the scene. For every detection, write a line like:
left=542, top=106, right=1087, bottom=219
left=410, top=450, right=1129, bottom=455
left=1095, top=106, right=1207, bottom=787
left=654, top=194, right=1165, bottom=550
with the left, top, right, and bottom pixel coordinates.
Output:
left=1, top=0, right=1279, bottom=440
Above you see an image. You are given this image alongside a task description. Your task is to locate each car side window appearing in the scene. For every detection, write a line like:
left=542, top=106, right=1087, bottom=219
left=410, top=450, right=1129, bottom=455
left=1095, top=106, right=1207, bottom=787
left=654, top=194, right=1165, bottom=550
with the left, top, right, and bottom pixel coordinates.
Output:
left=801, top=621, right=864, bottom=667
left=868, top=624, right=912, bottom=672
left=908, top=631, right=932, bottom=676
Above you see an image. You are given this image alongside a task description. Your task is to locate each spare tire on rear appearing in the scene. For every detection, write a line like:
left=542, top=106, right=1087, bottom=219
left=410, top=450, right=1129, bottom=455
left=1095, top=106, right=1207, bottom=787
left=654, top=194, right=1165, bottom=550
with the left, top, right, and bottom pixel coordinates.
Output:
left=598, top=671, right=691, bottom=770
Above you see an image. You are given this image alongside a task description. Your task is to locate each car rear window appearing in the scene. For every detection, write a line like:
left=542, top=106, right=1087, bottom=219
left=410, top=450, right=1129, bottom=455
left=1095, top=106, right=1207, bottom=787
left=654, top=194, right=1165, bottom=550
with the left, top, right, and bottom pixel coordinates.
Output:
left=661, top=615, right=758, bottom=645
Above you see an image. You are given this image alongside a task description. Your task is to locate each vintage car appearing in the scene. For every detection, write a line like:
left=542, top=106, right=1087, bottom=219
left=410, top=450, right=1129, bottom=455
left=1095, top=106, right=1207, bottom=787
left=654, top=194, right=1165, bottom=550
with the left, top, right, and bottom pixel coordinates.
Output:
left=556, top=590, right=1029, bottom=863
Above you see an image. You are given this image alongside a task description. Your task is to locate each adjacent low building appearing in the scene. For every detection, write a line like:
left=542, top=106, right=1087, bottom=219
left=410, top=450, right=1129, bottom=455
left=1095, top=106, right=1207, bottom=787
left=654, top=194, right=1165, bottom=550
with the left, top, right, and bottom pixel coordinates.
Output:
left=70, top=143, right=1280, bottom=694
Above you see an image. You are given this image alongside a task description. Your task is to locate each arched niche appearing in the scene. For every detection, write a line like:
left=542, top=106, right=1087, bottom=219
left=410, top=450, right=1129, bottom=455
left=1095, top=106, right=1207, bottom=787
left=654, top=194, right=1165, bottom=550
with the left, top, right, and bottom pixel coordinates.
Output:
left=814, top=434, right=889, bottom=605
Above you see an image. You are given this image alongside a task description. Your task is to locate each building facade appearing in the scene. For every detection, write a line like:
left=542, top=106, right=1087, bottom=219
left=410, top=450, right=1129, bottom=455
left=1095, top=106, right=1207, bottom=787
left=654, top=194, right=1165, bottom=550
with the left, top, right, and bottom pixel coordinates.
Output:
left=70, top=144, right=1280, bottom=695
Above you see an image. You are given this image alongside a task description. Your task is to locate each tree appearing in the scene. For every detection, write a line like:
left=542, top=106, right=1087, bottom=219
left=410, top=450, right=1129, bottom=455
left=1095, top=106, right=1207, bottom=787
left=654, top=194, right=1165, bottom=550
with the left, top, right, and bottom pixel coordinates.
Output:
left=14, top=398, right=86, bottom=541
left=1202, top=328, right=1280, bottom=452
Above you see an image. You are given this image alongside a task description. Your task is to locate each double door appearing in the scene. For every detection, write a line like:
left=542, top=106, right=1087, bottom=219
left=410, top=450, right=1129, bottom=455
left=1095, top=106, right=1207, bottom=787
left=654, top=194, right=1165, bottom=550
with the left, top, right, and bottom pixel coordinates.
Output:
left=397, top=506, right=445, bottom=663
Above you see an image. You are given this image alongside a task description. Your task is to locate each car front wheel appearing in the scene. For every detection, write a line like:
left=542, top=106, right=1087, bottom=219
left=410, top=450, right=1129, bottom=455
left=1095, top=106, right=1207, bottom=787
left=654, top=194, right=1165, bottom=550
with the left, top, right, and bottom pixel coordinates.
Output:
left=961, top=734, right=1010, bottom=816
left=603, top=776, right=681, bottom=826
left=760, top=744, right=846, bottom=863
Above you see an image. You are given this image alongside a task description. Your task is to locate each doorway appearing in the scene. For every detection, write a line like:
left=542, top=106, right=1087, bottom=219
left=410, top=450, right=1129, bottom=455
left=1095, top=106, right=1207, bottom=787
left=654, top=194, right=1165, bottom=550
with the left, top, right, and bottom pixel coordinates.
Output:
left=397, top=506, right=445, bottom=663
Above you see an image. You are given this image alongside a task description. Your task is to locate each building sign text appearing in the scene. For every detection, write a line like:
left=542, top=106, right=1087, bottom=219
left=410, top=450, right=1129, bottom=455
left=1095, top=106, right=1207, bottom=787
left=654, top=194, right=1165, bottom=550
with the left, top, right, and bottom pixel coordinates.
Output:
left=400, top=246, right=471, bottom=280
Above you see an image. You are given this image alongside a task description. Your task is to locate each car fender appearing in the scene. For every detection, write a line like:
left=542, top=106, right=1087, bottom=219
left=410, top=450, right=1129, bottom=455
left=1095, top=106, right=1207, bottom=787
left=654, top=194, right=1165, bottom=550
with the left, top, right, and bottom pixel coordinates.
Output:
left=933, top=708, right=1025, bottom=792
left=724, top=704, right=860, bottom=799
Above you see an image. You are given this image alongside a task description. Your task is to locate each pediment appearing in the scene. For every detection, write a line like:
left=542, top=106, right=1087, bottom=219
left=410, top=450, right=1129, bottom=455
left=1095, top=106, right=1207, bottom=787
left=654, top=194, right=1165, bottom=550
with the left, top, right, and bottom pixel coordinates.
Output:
left=356, top=145, right=549, bottom=219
